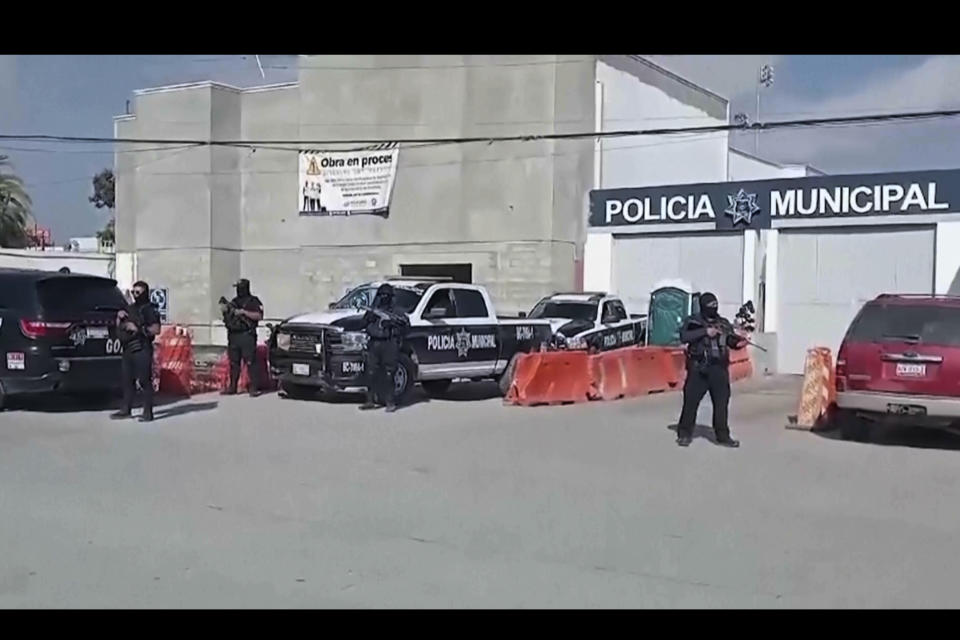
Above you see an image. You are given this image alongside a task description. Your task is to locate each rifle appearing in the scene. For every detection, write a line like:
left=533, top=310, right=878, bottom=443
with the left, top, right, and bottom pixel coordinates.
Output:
left=358, top=305, right=410, bottom=335
left=219, top=296, right=255, bottom=331
left=705, top=320, right=768, bottom=353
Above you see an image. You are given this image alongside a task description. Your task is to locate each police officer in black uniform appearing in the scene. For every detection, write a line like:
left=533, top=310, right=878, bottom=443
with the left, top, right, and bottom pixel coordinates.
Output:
left=676, top=292, right=746, bottom=448
left=359, top=284, right=409, bottom=413
left=221, top=278, right=264, bottom=397
left=112, top=280, right=161, bottom=423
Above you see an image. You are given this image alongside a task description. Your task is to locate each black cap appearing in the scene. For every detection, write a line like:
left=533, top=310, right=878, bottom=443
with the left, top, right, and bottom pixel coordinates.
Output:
left=234, top=278, right=250, bottom=288
left=700, top=291, right=719, bottom=308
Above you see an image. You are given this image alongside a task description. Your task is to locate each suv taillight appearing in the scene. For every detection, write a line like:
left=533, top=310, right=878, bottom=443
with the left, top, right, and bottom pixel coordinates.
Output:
left=19, top=320, right=71, bottom=339
left=835, top=342, right=847, bottom=392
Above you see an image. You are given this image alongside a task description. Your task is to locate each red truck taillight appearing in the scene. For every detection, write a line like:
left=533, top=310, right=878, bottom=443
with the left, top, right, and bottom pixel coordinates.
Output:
left=835, top=342, right=847, bottom=392
left=19, top=320, right=71, bottom=340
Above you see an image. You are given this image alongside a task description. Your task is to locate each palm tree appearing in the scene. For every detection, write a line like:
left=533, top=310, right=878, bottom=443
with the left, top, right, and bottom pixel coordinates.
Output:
left=0, top=155, right=31, bottom=248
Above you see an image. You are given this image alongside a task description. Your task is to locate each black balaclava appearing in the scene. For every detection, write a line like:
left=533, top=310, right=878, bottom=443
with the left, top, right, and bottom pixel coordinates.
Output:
left=700, top=292, right=719, bottom=320
left=373, top=284, right=394, bottom=309
left=132, top=281, right=150, bottom=306
left=235, top=278, right=251, bottom=298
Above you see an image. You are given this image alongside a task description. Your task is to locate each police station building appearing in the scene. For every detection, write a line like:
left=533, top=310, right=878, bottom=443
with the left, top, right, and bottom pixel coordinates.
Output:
left=585, top=169, right=960, bottom=374
left=113, top=55, right=960, bottom=374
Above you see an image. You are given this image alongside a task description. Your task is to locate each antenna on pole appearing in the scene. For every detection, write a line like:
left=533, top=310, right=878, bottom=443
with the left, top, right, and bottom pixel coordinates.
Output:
left=254, top=55, right=265, bottom=79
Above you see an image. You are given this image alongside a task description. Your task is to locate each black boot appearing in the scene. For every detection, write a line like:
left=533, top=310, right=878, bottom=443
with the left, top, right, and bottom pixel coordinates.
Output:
left=220, top=388, right=237, bottom=396
left=139, top=412, right=154, bottom=423
left=716, top=434, right=740, bottom=448
left=111, top=410, right=132, bottom=420
left=677, top=435, right=692, bottom=447
left=358, top=392, right=378, bottom=411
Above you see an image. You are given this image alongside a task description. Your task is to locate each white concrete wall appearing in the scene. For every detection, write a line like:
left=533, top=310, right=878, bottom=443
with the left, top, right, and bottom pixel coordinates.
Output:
left=728, top=149, right=810, bottom=181
left=597, top=58, right=729, bottom=190
left=586, top=56, right=730, bottom=295
left=935, top=221, right=960, bottom=295
left=0, top=250, right=114, bottom=279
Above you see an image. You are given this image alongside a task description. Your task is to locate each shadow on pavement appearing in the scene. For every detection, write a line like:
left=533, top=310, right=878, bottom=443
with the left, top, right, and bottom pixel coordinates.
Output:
left=813, top=423, right=960, bottom=451
left=278, top=386, right=433, bottom=409
left=426, top=381, right=503, bottom=402
left=666, top=423, right=720, bottom=445
left=153, top=401, right=219, bottom=421
left=6, top=392, right=181, bottom=414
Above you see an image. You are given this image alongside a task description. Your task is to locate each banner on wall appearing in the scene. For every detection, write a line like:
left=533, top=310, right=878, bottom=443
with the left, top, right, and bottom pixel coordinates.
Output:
left=298, top=144, right=400, bottom=218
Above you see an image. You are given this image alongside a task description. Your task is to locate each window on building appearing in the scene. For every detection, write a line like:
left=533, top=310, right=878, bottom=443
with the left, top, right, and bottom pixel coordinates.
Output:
left=400, top=263, right=472, bottom=284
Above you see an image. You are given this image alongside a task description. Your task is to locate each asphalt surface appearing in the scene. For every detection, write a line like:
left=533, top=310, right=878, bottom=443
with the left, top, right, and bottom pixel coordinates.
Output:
left=3, top=375, right=960, bottom=608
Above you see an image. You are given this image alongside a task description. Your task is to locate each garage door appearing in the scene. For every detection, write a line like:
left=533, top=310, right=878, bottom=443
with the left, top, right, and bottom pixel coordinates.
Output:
left=612, top=233, right=744, bottom=319
left=776, top=226, right=935, bottom=374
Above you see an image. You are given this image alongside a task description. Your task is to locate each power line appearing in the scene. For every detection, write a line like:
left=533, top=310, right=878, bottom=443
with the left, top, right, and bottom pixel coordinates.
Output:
left=21, top=132, right=732, bottom=188
left=0, top=143, right=203, bottom=155
left=3, top=108, right=960, bottom=151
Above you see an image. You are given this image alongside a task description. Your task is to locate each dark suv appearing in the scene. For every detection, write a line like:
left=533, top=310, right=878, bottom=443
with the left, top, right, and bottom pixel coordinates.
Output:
left=0, top=268, right=128, bottom=409
left=833, top=294, right=960, bottom=441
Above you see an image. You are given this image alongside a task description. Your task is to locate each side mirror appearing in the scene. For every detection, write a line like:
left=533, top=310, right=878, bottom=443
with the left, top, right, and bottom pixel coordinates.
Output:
left=265, top=323, right=274, bottom=331
left=328, top=302, right=336, bottom=310
left=518, top=311, right=527, bottom=319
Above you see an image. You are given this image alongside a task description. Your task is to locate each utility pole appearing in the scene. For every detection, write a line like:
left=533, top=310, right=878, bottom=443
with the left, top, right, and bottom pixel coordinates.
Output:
left=756, top=64, right=774, bottom=155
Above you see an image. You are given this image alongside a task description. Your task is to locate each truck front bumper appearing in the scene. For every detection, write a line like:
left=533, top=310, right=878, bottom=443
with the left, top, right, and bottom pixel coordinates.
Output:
left=269, top=351, right=367, bottom=391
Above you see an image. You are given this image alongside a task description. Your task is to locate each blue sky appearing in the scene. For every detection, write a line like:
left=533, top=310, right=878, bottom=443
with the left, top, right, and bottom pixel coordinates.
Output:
left=2, top=55, right=959, bottom=242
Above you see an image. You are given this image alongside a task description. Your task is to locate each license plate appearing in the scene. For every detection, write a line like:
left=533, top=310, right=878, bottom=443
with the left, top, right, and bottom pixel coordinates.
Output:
left=887, top=403, right=927, bottom=416
left=86, top=327, right=109, bottom=339
left=342, top=361, right=363, bottom=374
left=896, top=363, right=926, bottom=377
left=292, top=363, right=310, bottom=376
left=6, top=352, right=25, bottom=370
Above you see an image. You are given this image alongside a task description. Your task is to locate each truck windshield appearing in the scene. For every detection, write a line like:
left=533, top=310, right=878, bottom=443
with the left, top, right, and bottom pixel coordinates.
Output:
left=332, top=286, right=422, bottom=313
left=848, top=303, right=960, bottom=347
left=528, top=301, right=596, bottom=322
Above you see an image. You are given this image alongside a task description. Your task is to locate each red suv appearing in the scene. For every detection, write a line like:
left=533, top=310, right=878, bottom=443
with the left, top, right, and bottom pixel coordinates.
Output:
left=833, top=294, right=960, bottom=441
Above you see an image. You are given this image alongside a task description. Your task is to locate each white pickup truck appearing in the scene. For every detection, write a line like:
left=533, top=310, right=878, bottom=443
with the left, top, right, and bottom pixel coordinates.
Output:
left=269, top=278, right=555, bottom=400
left=527, top=291, right=647, bottom=352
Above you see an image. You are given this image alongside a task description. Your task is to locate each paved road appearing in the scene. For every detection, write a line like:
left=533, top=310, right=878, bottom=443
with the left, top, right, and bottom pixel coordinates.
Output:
left=3, top=376, right=960, bottom=608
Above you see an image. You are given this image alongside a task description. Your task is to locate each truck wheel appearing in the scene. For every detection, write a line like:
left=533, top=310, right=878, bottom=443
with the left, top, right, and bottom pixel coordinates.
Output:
left=421, top=379, right=452, bottom=397
left=838, top=411, right=871, bottom=442
left=498, top=354, right=521, bottom=397
left=394, top=354, right=416, bottom=403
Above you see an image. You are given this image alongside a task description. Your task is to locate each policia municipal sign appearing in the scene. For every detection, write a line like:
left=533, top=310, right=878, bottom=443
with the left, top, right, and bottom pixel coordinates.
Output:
left=589, top=168, right=960, bottom=231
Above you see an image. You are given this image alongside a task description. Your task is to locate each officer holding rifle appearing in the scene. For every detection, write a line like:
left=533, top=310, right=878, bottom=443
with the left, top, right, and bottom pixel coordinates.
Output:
left=675, top=292, right=748, bottom=448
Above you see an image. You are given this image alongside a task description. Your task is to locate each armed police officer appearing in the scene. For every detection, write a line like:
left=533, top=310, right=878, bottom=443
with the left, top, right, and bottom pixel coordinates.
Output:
left=676, top=292, right=746, bottom=448
left=359, top=284, right=410, bottom=413
left=220, top=278, right=264, bottom=397
left=112, top=280, right=161, bottom=423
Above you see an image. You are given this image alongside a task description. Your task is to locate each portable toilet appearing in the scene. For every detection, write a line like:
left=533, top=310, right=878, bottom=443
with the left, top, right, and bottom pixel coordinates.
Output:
left=646, top=279, right=700, bottom=347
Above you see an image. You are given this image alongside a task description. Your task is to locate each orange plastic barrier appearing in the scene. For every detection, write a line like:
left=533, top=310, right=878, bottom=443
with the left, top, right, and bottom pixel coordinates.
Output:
left=589, top=349, right=629, bottom=401
left=505, top=350, right=595, bottom=406
left=618, top=347, right=679, bottom=396
left=791, top=347, right=835, bottom=430
left=728, top=346, right=753, bottom=383
left=213, top=343, right=276, bottom=393
left=154, top=326, right=194, bottom=396
left=506, top=346, right=693, bottom=406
